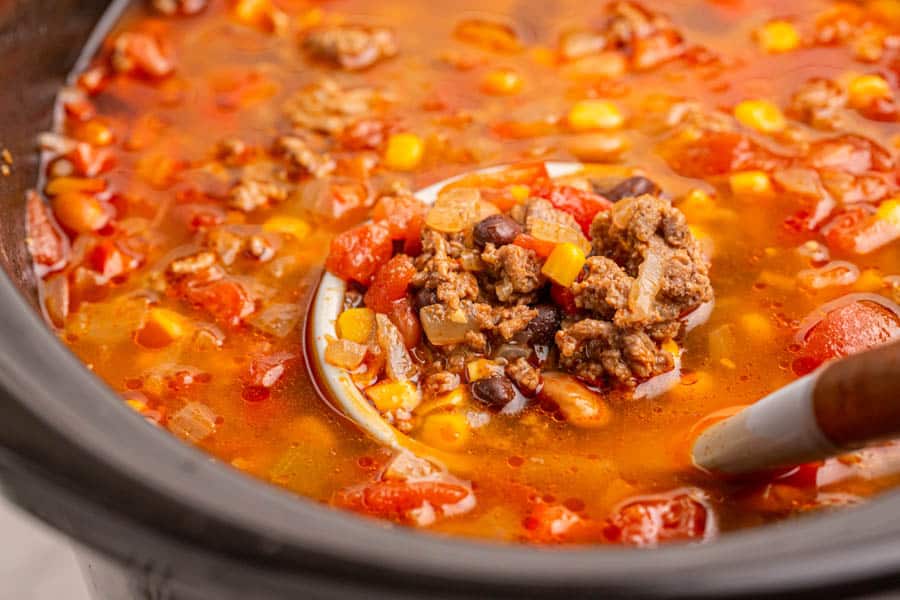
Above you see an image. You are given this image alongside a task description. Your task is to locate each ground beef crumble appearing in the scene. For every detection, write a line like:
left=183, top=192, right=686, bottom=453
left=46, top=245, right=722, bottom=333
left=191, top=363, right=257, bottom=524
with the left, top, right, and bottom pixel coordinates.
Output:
left=303, top=25, right=398, bottom=71
left=354, top=181, right=712, bottom=398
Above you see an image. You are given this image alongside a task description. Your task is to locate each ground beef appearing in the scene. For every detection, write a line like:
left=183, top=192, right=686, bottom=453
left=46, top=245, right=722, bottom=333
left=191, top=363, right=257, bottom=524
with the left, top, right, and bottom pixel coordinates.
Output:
left=423, top=371, right=460, bottom=397
left=274, top=135, right=335, bottom=179
left=506, top=357, right=540, bottom=396
left=479, top=243, right=545, bottom=304
left=229, top=164, right=289, bottom=212
left=572, top=256, right=632, bottom=317
left=471, top=304, right=538, bottom=341
left=284, top=78, right=382, bottom=135
left=788, top=78, right=847, bottom=130
left=412, top=230, right=479, bottom=311
left=303, top=25, right=398, bottom=70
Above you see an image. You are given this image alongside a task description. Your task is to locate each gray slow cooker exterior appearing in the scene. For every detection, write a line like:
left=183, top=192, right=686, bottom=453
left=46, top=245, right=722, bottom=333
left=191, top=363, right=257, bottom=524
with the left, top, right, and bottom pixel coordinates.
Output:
left=2, top=2, right=900, bottom=598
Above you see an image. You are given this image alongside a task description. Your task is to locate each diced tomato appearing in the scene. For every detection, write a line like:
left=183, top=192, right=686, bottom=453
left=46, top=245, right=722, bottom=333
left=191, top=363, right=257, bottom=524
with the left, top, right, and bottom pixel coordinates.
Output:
left=793, top=298, right=900, bottom=375
left=87, top=240, right=140, bottom=281
left=26, top=191, right=69, bottom=276
left=371, top=194, right=426, bottom=244
left=68, top=143, right=116, bottom=177
left=807, top=134, right=894, bottom=175
left=113, top=32, right=177, bottom=79
left=182, top=279, right=255, bottom=326
left=479, top=187, right=520, bottom=212
left=77, top=65, right=110, bottom=96
left=329, top=181, right=371, bottom=220
left=603, top=491, right=711, bottom=547
left=823, top=206, right=900, bottom=255
left=326, top=223, right=393, bottom=285
left=490, top=119, right=558, bottom=140
left=664, top=131, right=782, bottom=178
left=534, top=183, right=612, bottom=236
left=387, top=297, right=422, bottom=348
left=340, top=118, right=393, bottom=151
left=551, top=283, right=578, bottom=315
left=334, top=480, right=471, bottom=522
left=523, top=503, right=583, bottom=543
left=63, top=96, right=97, bottom=122
left=364, top=255, right=416, bottom=313
left=513, top=233, right=556, bottom=258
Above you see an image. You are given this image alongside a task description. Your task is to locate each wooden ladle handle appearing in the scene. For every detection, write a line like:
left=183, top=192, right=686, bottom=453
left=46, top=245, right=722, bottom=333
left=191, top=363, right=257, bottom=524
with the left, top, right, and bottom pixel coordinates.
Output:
left=814, top=340, right=900, bottom=449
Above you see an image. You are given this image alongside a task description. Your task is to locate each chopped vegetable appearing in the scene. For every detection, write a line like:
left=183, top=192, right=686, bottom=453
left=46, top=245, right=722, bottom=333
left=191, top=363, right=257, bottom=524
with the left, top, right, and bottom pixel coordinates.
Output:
left=848, top=74, right=892, bottom=108
left=425, top=188, right=498, bottom=234
left=541, top=242, right=587, bottom=287
left=337, top=307, right=376, bottom=344
left=419, top=304, right=477, bottom=346
left=540, top=372, right=611, bottom=429
left=375, top=313, right=415, bottom=381
left=263, top=216, right=311, bottom=240
left=364, top=254, right=416, bottom=313
left=604, top=491, right=712, bottom=547
left=757, top=20, right=801, bottom=53
left=466, top=358, right=503, bottom=381
left=366, top=379, right=421, bottom=412
left=51, top=192, right=110, bottom=233
left=734, top=99, right=787, bottom=133
left=536, top=184, right=611, bottom=236
left=482, top=68, right=523, bottom=95
left=326, top=223, right=393, bottom=285
left=325, top=336, right=368, bottom=369
left=136, top=307, right=189, bottom=348
left=168, top=402, right=218, bottom=443
left=419, top=413, right=470, bottom=451
left=384, top=133, right=425, bottom=171
left=567, top=100, right=625, bottom=131
left=729, top=170, right=774, bottom=196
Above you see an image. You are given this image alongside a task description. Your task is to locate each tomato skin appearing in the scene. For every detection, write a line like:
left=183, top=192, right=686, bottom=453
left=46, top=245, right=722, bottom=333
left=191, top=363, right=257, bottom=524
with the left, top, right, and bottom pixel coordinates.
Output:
left=665, top=131, right=781, bottom=178
left=793, top=299, right=900, bottom=375
left=371, top=194, right=426, bottom=245
left=513, top=233, right=555, bottom=258
left=551, top=283, right=578, bottom=315
left=364, top=254, right=417, bottom=314
left=183, top=279, right=254, bottom=327
left=326, top=223, right=393, bottom=285
left=523, top=503, right=583, bottom=543
left=334, top=480, right=471, bottom=522
left=26, top=191, right=69, bottom=275
left=603, top=492, right=711, bottom=547
left=823, top=206, right=900, bottom=255
left=445, top=161, right=549, bottom=191
left=534, top=183, right=612, bottom=236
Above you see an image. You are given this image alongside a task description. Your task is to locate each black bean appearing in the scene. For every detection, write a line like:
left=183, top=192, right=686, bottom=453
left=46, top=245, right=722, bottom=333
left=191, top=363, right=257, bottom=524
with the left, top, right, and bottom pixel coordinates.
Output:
left=413, top=287, right=438, bottom=310
left=600, top=176, right=660, bottom=202
left=471, top=376, right=516, bottom=410
left=473, top=214, right=522, bottom=249
left=516, top=304, right=562, bottom=345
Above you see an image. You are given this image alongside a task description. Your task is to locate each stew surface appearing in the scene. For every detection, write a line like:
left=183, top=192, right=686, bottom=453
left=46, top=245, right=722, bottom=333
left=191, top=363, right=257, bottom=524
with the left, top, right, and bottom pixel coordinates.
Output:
left=26, top=0, right=900, bottom=546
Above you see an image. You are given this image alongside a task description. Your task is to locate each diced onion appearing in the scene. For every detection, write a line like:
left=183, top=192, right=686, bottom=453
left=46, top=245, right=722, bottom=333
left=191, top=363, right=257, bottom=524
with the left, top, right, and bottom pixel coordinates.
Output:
left=528, top=218, right=591, bottom=255
left=168, top=402, right=218, bottom=444
left=324, top=336, right=368, bottom=370
left=420, top=304, right=477, bottom=345
left=247, top=303, right=302, bottom=338
left=376, top=314, right=414, bottom=381
left=425, top=188, right=498, bottom=233
left=628, top=239, right=665, bottom=320
left=797, top=261, right=860, bottom=290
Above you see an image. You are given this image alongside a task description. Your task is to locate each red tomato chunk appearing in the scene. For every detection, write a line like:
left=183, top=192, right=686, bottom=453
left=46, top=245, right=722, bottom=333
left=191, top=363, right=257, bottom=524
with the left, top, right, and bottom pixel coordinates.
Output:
left=603, top=492, right=712, bottom=547
left=325, top=223, right=393, bottom=286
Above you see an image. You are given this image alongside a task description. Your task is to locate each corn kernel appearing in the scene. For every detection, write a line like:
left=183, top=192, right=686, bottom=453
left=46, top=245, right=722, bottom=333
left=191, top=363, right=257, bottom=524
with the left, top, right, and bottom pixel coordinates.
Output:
left=729, top=170, right=773, bottom=196
left=482, top=68, right=523, bottom=95
left=854, top=268, right=885, bottom=292
left=384, top=133, right=424, bottom=171
left=529, top=45, right=556, bottom=67
left=126, top=398, right=148, bottom=412
left=509, top=184, right=530, bottom=202
left=263, top=216, right=311, bottom=240
left=739, top=312, right=774, bottom=341
left=417, top=386, right=470, bottom=416
left=679, top=189, right=715, bottom=219
left=662, top=339, right=681, bottom=358
left=757, top=20, right=800, bottom=53
left=45, top=176, right=106, bottom=196
left=542, top=242, right=587, bottom=287
left=419, top=413, right=470, bottom=451
left=848, top=74, right=892, bottom=107
left=77, top=121, right=114, bottom=147
left=567, top=100, right=625, bottom=131
left=720, top=358, right=737, bottom=370
left=136, top=307, right=189, bottom=348
left=366, top=380, right=421, bottom=412
left=466, top=359, right=502, bottom=382
left=233, top=0, right=270, bottom=24
left=734, top=99, right=787, bottom=133
left=336, top=307, right=375, bottom=344
left=876, top=198, right=900, bottom=227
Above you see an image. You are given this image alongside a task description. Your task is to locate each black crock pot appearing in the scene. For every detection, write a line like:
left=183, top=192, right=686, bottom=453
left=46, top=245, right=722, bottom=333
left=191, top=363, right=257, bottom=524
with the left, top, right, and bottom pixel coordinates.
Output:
left=3, top=2, right=900, bottom=598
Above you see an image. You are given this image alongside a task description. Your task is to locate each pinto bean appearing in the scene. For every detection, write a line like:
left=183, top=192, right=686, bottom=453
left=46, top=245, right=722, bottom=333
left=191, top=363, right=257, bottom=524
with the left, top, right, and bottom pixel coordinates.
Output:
left=597, top=176, right=660, bottom=202
left=471, top=375, right=516, bottom=410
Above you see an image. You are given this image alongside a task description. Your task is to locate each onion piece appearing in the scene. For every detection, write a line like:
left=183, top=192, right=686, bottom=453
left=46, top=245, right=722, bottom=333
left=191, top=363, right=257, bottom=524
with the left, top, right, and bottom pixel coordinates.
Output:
left=425, top=188, right=498, bottom=233
left=168, top=402, right=218, bottom=444
left=797, top=260, right=860, bottom=290
left=376, top=313, right=414, bottom=381
left=528, top=217, right=591, bottom=255
left=628, top=239, right=665, bottom=320
left=247, top=303, right=302, bottom=338
left=419, top=304, right=477, bottom=346
left=324, top=336, right=368, bottom=370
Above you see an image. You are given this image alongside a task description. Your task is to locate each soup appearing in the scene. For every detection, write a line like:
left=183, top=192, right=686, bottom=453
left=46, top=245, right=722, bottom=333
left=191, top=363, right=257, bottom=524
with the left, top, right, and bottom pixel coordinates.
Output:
left=26, top=0, right=900, bottom=546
